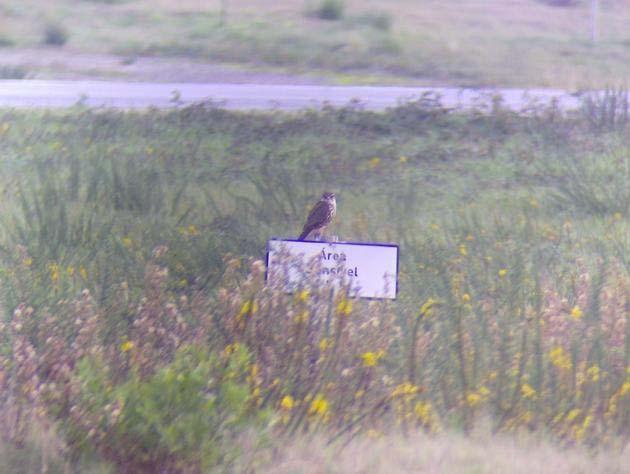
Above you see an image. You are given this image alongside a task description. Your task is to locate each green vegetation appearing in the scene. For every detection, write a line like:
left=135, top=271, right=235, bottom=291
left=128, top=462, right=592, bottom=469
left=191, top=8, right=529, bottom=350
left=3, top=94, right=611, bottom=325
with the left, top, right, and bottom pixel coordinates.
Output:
left=1, top=0, right=629, bottom=87
left=0, top=100, right=627, bottom=470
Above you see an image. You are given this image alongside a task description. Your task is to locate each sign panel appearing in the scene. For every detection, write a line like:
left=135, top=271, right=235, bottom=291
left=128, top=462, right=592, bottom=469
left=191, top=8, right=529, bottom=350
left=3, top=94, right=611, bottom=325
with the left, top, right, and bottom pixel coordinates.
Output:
left=267, top=239, right=398, bottom=299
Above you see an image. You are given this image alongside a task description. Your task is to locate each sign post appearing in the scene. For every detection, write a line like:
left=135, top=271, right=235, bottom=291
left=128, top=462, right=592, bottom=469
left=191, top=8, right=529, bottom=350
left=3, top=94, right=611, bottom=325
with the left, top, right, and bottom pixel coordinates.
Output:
left=266, top=239, right=399, bottom=299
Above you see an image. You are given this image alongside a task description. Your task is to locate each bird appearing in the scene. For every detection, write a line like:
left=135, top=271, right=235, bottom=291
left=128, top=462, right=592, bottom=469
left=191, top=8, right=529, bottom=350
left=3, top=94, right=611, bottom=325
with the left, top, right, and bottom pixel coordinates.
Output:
left=298, top=192, right=337, bottom=241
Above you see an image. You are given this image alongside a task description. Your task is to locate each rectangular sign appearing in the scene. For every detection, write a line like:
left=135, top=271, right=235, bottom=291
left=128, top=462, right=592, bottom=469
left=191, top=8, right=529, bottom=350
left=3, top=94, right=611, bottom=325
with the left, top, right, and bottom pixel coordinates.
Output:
left=266, top=239, right=398, bottom=299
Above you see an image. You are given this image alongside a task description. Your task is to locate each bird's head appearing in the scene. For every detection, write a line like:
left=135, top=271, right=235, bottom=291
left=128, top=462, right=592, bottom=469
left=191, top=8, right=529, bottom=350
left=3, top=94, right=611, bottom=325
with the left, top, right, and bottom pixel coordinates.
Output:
left=322, top=191, right=336, bottom=201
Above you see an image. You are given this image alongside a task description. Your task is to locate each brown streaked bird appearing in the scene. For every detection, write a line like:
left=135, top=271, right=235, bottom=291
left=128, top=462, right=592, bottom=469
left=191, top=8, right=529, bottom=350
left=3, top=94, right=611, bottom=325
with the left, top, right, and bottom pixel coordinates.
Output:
left=298, top=192, right=337, bottom=241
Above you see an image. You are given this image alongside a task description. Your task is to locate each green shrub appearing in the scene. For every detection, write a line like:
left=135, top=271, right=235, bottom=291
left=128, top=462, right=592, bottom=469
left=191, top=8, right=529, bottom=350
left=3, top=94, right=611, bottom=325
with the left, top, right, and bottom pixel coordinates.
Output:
left=70, top=344, right=260, bottom=471
left=316, top=0, right=344, bottom=20
left=43, top=22, right=68, bottom=46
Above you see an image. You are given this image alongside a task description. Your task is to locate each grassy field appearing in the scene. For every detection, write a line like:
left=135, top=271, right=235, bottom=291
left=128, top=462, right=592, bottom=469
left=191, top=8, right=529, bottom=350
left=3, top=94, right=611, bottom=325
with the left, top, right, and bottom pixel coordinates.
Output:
left=0, top=0, right=629, bottom=87
left=0, top=98, right=628, bottom=471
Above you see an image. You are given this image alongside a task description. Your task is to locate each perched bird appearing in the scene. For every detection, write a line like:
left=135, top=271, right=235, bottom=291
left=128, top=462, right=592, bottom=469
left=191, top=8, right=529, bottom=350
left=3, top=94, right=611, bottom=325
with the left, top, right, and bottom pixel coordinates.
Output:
left=298, top=192, right=337, bottom=241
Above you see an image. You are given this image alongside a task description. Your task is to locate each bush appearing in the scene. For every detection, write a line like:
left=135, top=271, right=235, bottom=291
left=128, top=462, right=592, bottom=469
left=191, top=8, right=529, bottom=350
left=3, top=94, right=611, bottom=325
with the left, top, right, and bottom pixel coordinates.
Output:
left=43, top=22, right=68, bottom=46
left=316, top=0, right=344, bottom=20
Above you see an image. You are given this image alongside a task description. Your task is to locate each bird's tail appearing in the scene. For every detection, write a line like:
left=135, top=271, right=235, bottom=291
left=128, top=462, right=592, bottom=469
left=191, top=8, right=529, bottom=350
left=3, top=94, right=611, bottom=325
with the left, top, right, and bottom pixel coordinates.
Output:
left=298, top=227, right=311, bottom=241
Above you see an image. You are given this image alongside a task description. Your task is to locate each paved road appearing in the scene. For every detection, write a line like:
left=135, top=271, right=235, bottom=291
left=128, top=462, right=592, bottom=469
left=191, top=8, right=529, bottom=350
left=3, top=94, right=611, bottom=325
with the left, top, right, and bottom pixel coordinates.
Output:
left=0, top=80, right=582, bottom=111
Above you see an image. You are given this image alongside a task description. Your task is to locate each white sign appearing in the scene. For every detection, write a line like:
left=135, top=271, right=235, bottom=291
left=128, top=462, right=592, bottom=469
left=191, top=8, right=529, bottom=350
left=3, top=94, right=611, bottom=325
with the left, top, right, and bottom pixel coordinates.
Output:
left=266, top=239, right=399, bottom=299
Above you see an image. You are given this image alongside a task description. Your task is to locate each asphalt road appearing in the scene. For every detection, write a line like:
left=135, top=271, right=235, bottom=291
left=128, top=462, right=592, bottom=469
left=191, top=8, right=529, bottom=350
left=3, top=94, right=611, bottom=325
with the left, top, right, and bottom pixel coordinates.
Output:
left=0, top=80, right=582, bottom=111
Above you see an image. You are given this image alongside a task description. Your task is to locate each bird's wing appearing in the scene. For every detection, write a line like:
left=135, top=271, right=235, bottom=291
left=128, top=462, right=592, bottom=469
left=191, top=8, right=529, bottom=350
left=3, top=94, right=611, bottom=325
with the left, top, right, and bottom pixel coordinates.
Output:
left=304, top=200, right=331, bottom=231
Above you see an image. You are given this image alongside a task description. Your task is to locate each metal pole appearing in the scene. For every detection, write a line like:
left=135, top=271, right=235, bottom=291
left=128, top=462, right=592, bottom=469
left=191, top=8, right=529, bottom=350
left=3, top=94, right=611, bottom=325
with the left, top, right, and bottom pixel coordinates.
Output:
left=590, top=0, right=599, bottom=43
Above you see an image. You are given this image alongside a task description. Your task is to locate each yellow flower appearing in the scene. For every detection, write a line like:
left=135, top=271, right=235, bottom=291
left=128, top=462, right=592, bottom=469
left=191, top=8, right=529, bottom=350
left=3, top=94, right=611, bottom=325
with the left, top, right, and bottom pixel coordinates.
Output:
left=337, top=298, right=353, bottom=316
left=122, top=237, right=133, bottom=248
left=466, top=393, right=481, bottom=407
left=459, top=244, right=468, bottom=256
left=419, top=298, right=439, bottom=318
left=280, top=395, right=295, bottom=410
left=66, top=266, right=75, bottom=277
left=462, top=293, right=471, bottom=303
left=586, top=365, right=600, bottom=382
left=238, top=300, right=258, bottom=320
left=391, top=382, right=420, bottom=397
left=521, top=383, right=537, bottom=399
left=49, top=262, right=60, bottom=282
left=570, top=305, right=582, bottom=320
left=549, top=346, right=572, bottom=370
left=298, top=289, right=310, bottom=302
left=23, top=257, right=33, bottom=267
left=399, top=155, right=408, bottom=163
left=414, top=401, right=432, bottom=424
left=498, top=269, right=508, bottom=278
left=361, top=350, right=385, bottom=368
left=620, top=382, right=630, bottom=397
left=319, top=338, right=329, bottom=352
left=369, top=157, right=381, bottom=169
left=308, top=394, right=329, bottom=417
left=120, top=341, right=134, bottom=353
left=566, top=409, right=580, bottom=422
left=477, top=386, right=490, bottom=398
left=79, top=266, right=88, bottom=279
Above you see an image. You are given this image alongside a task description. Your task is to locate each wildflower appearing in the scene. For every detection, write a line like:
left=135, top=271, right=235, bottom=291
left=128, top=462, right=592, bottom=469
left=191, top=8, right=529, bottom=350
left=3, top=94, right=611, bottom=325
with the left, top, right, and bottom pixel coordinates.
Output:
left=122, top=237, right=132, bottom=248
left=459, top=244, right=468, bottom=256
left=369, top=157, right=381, bottom=169
left=120, top=341, right=134, bottom=353
left=498, top=269, right=508, bottom=278
left=319, top=338, right=329, bottom=352
left=529, top=197, right=539, bottom=208
left=466, top=393, right=481, bottom=407
left=477, top=386, right=490, bottom=398
left=462, top=293, right=471, bottom=303
left=294, top=310, right=309, bottom=324
left=549, top=346, right=572, bottom=371
left=49, top=262, right=60, bottom=282
left=79, top=266, right=88, bottom=279
left=238, top=300, right=258, bottom=320
left=66, top=266, right=75, bottom=277
left=337, top=297, right=353, bottom=316
left=570, top=305, right=582, bottom=320
left=361, top=350, right=385, bottom=368
left=391, top=382, right=420, bottom=397
left=298, top=289, right=310, bottom=302
left=419, top=298, right=439, bottom=318
left=620, top=382, right=630, bottom=397
left=566, top=409, right=580, bottom=422
left=23, top=257, right=33, bottom=267
left=521, top=383, right=537, bottom=399
left=308, top=394, right=329, bottom=417
left=414, top=401, right=432, bottom=424
left=586, top=365, right=600, bottom=382
left=280, top=395, right=294, bottom=410
left=399, top=155, right=408, bottom=163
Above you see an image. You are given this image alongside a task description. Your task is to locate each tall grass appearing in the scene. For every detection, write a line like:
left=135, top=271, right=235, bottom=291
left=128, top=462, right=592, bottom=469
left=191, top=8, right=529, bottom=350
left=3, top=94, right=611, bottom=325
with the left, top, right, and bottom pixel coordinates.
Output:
left=0, top=101, right=627, bottom=470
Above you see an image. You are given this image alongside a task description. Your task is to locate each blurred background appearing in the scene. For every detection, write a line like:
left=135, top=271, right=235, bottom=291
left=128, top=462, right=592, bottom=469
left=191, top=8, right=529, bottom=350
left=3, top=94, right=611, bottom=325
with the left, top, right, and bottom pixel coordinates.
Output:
left=1, top=0, right=629, bottom=87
